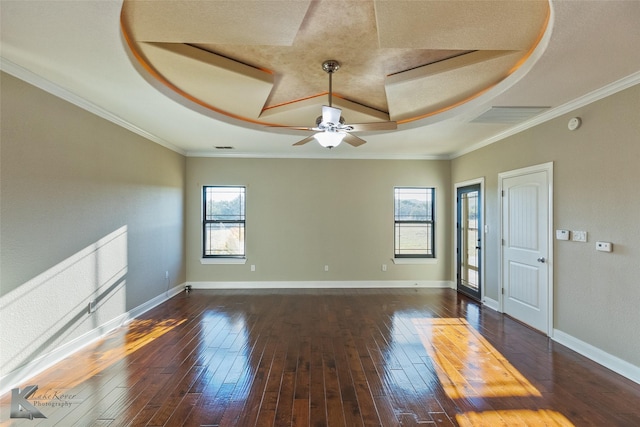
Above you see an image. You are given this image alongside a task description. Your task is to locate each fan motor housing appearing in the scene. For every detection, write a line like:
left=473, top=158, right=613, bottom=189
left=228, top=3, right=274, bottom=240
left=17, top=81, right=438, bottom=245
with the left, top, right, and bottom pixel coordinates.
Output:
left=315, top=115, right=345, bottom=126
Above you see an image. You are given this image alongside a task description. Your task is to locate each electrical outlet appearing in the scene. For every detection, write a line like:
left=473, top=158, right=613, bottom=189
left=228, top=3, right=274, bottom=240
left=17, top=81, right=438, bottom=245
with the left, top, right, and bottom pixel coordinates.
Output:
left=324, top=265, right=329, bottom=272
left=251, top=264, right=256, bottom=272
left=165, top=270, right=169, bottom=279
left=382, top=264, right=387, bottom=272
left=596, top=241, right=612, bottom=252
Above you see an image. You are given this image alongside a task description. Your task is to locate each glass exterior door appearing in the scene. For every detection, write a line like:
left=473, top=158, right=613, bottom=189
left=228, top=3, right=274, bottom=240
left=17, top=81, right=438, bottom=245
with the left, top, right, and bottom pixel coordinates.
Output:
left=457, top=184, right=481, bottom=301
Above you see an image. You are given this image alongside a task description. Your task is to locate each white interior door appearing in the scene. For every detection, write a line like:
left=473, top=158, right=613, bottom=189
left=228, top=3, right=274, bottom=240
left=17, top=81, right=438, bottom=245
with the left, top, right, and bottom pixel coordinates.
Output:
left=501, top=164, right=552, bottom=334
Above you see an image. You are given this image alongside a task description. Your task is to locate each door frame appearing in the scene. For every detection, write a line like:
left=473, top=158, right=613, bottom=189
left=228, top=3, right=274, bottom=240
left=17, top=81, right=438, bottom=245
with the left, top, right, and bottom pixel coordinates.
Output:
left=454, top=178, right=485, bottom=303
left=498, top=162, right=554, bottom=336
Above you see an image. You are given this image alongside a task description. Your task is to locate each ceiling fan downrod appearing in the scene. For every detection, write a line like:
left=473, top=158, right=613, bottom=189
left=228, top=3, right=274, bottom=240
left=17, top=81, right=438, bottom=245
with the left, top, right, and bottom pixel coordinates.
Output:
left=322, top=60, right=340, bottom=107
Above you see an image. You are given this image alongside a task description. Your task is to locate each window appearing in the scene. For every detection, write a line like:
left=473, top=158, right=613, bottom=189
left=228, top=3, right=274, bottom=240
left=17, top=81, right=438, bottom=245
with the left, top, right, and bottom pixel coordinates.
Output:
left=203, top=186, right=246, bottom=258
left=394, top=187, right=435, bottom=258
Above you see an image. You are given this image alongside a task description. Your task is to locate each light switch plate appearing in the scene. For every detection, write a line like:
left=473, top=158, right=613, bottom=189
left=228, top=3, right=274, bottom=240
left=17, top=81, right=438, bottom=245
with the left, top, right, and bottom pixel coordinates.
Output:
left=556, top=229, right=570, bottom=240
left=572, top=230, right=587, bottom=242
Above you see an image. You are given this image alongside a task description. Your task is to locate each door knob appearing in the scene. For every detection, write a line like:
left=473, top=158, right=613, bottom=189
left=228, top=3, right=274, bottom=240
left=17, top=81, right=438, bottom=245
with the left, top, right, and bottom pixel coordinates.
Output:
left=537, top=257, right=546, bottom=263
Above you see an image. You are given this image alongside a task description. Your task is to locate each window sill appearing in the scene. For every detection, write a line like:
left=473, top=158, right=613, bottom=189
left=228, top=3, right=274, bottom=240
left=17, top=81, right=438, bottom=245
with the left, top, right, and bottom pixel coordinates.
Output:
left=393, top=258, right=437, bottom=265
left=200, top=257, right=247, bottom=265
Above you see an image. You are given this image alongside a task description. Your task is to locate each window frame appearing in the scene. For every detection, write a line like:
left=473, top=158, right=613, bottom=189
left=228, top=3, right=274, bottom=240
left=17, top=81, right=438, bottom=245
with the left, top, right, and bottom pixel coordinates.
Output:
left=393, top=187, right=436, bottom=259
left=202, top=185, right=246, bottom=260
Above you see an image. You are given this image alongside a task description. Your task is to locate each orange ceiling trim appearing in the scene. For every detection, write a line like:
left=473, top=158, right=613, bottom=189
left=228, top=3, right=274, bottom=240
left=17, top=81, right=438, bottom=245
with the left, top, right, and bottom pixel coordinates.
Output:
left=262, top=92, right=357, bottom=112
left=262, top=92, right=328, bottom=111
left=507, top=4, right=551, bottom=76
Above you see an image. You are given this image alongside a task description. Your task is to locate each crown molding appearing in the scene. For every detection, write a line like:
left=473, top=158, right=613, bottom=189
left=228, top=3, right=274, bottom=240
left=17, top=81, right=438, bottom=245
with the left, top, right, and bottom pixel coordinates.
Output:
left=0, top=57, right=186, bottom=156
left=5, top=55, right=637, bottom=162
left=450, top=71, right=640, bottom=159
left=185, top=150, right=448, bottom=160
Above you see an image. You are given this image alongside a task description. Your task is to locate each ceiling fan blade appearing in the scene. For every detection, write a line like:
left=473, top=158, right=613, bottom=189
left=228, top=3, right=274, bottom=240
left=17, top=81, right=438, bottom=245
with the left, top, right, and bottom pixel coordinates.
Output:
left=344, top=133, right=366, bottom=147
left=292, top=135, right=316, bottom=146
left=348, top=121, right=397, bottom=132
left=322, top=105, right=342, bottom=124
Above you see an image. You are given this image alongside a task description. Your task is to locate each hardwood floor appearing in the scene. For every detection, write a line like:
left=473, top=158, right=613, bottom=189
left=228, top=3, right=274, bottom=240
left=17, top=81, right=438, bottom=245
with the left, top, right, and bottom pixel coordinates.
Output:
left=2, top=288, right=639, bottom=426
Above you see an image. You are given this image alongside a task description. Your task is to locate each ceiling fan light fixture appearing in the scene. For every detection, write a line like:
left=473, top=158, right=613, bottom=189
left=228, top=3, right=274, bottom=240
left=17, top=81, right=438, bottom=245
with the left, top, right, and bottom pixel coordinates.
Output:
left=314, top=131, right=346, bottom=149
left=283, top=59, right=396, bottom=148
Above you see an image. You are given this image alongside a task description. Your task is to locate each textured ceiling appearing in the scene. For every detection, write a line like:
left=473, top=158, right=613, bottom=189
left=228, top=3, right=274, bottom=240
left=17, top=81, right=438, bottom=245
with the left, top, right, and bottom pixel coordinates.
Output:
left=121, top=0, right=548, bottom=126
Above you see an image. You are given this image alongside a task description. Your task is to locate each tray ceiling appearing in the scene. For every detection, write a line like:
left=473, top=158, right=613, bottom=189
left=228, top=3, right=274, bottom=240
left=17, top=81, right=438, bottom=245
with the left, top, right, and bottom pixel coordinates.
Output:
left=121, top=0, right=548, bottom=127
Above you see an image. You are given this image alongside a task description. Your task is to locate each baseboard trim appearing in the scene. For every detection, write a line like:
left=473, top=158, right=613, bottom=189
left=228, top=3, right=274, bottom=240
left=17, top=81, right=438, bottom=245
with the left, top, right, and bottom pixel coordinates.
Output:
left=188, top=280, right=454, bottom=290
left=552, top=329, right=640, bottom=385
left=0, top=283, right=185, bottom=396
left=482, top=297, right=500, bottom=312
left=128, top=283, right=184, bottom=320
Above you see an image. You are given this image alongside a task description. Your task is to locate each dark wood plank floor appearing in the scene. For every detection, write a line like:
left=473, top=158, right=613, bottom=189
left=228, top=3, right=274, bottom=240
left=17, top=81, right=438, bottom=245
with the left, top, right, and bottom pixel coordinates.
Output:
left=2, top=288, right=640, bottom=426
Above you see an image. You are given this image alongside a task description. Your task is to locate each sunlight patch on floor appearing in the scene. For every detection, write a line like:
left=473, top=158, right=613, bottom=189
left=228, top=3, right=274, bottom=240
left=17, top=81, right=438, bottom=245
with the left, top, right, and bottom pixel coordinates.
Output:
left=18, top=317, right=187, bottom=395
left=457, top=409, right=574, bottom=426
left=413, top=318, right=574, bottom=426
left=413, top=318, right=540, bottom=399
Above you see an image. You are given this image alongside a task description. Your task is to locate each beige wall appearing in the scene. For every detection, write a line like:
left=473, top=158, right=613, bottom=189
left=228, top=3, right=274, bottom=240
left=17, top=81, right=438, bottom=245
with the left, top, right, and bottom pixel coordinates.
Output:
left=451, top=84, right=640, bottom=367
left=0, top=73, right=186, bottom=378
left=186, top=158, right=451, bottom=284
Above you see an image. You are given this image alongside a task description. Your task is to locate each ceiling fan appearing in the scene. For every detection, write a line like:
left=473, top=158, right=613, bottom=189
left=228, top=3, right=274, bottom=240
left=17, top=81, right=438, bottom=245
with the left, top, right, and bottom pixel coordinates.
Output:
left=280, top=60, right=397, bottom=149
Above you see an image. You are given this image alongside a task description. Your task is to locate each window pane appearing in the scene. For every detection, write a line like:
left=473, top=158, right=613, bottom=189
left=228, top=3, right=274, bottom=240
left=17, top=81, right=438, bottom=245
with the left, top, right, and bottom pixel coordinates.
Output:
left=395, top=188, right=432, bottom=221
left=466, top=190, right=478, bottom=229
left=204, top=187, right=245, bottom=221
left=395, top=223, right=432, bottom=256
left=203, top=186, right=246, bottom=257
left=204, top=222, right=245, bottom=256
left=394, top=187, right=435, bottom=258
